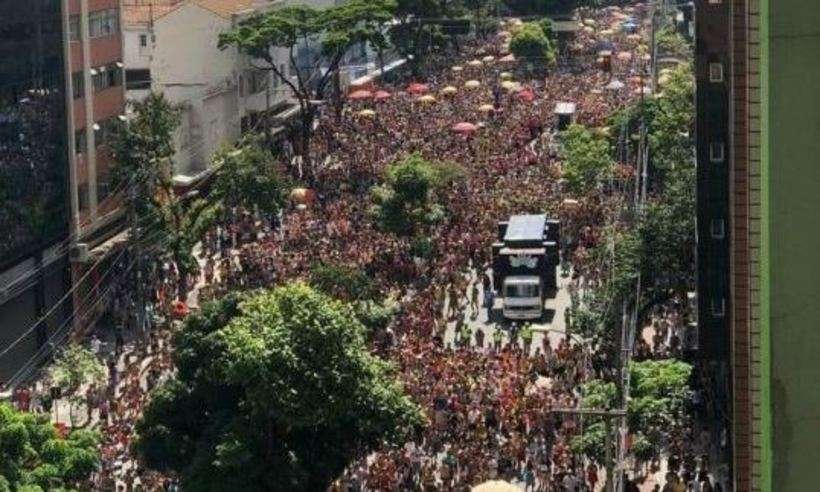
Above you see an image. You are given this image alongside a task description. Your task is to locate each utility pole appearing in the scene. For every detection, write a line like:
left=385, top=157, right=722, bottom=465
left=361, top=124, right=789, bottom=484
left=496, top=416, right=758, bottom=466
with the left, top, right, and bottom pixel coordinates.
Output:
left=615, top=3, right=660, bottom=491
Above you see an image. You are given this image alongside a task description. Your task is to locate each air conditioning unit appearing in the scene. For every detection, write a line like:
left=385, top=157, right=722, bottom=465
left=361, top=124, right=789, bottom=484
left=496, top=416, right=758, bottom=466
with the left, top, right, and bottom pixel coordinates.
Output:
left=69, top=243, right=90, bottom=263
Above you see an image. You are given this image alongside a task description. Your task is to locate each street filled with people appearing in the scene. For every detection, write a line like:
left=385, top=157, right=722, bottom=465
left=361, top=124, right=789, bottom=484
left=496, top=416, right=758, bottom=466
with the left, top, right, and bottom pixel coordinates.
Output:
left=5, top=3, right=715, bottom=491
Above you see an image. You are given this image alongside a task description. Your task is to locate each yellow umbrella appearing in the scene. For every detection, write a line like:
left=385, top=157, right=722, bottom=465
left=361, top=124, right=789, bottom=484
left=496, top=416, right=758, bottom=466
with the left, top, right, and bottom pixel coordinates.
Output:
left=500, top=72, right=513, bottom=80
left=479, top=104, right=495, bottom=113
left=467, top=59, right=483, bottom=67
left=440, top=85, right=458, bottom=95
left=501, top=80, right=520, bottom=92
left=358, top=109, right=376, bottom=118
left=482, top=55, right=495, bottom=63
left=452, top=65, right=463, bottom=72
left=418, top=95, right=437, bottom=104
left=464, top=79, right=481, bottom=89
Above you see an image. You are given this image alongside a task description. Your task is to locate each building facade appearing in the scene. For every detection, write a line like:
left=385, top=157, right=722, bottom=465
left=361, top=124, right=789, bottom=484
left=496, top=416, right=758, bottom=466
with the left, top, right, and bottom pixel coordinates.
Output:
left=65, top=0, right=128, bottom=334
left=0, top=0, right=72, bottom=383
left=695, top=0, right=762, bottom=489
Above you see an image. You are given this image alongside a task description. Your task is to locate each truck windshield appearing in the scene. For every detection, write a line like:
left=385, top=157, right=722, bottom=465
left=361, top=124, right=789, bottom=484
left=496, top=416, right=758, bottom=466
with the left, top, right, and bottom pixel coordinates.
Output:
left=505, top=283, right=540, bottom=298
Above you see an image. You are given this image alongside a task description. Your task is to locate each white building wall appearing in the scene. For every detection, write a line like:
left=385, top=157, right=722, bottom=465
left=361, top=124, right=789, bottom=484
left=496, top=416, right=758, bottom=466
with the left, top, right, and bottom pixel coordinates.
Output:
left=149, top=4, right=242, bottom=177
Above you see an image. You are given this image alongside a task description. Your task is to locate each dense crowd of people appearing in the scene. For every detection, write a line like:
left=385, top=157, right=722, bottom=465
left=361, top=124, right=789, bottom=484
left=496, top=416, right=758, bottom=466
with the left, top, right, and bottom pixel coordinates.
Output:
left=5, top=3, right=714, bottom=491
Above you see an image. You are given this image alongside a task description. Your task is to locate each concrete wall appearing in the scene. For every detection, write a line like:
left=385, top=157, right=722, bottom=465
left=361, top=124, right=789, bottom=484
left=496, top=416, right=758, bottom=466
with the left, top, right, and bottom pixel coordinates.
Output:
left=766, top=1, right=820, bottom=490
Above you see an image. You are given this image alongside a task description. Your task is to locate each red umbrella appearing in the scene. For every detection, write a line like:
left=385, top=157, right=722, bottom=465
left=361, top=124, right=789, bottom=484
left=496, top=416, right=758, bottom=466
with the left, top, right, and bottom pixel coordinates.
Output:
left=517, top=87, right=536, bottom=103
left=452, top=122, right=478, bottom=134
left=374, top=90, right=392, bottom=101
left=348, top=89, right=373, bottom=100
left=407, top=83, right=429, bottom=95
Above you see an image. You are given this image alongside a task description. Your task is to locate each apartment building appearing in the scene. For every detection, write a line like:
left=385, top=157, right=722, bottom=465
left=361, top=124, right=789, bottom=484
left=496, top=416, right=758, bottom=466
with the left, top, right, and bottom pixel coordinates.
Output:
left=123, top=0, right=299, bottom=183
left=64, top=0, right=128, bottom=335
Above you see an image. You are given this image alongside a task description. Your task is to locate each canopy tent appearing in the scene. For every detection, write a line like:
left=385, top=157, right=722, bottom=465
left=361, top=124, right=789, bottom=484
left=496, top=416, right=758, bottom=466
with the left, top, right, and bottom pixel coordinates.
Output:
left=583, top=18, right=596, bottom=27
left=348, top=89, right=372, bottom=100
left=499, top=54, right=516, bottom=63
left=464, top=80, right=481, bottom=89
left=500, top=71, right=513, bottom=80
left=407, top=83, right=429, bottom=94
left=418, top=95, right=437, bottom=104
left=358, top=109, right=376, bottom=117
left=441, top=85, right=458, bottom=95
left=617, top=51, right=633, bottom=61
left=452, top=65, right=463, bottom=72
left=600, top=29, right=614, bottom=36
left=452, top=122, right=478, bottom=134
left=482, top=55, right=495, bottom=63
left=478, top=104, right=495, bottom=113
left=626, top=33, right=642, bottom=42
left=467, top=59, right=484, bottom=67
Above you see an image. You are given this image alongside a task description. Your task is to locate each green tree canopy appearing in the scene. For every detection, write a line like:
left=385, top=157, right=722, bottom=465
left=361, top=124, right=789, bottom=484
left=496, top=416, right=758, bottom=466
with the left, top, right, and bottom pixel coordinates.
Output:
left=212, top=139, right=288, bottom=216
left=370, top=153, right=464, bottom=236
left=219, top=1, right=395, bottom=169
left=48, top=344, right=106, bottom=427
left=134, top=284, right=422, bottom=491
left=509, top=22, right=556, bottom=68
left=112, top=93, right=221, bottom=300
left=0, top=403, right=100, bottom=491
left=560, top=123, right=614, bottom=194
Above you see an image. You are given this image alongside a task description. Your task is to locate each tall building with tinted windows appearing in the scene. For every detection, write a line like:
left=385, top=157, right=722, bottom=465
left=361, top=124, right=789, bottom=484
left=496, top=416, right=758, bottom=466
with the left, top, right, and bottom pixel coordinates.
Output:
left=0, top=0, right=72, bottom=382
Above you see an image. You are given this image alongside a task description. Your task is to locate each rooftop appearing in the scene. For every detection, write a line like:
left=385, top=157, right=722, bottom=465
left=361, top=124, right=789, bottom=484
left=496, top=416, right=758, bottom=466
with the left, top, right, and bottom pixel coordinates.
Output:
left=504, top=215, right=547, bottom=242
left=123, top=0, right=257, bottom=26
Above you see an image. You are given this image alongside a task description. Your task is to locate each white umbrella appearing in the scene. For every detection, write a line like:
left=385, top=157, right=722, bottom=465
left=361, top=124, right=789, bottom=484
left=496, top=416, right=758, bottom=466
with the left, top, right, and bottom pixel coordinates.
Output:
left=472, top=480, right=520, bottom=492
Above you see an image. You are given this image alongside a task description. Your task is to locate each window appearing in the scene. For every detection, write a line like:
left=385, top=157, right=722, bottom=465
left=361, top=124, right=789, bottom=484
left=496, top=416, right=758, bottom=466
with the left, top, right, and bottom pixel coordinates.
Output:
left=139, top=34, right=147, bottom=47
left=709, top=62, right=723, bottom=82
left=711, top=297, right=725, bottom=318
left=72, top=72, right=84, bottom=99
left=711, top=219, right=725, bottom=239
left=709, top=142, right=725, bottom=163
left=125, top=69, right=151, bottom=90
left=69, top=14, right=81, bottom=41
left=94, top=117, right=119, bottom=147
left=92, top=64, right=122, bottom=92
left=75, top=130, right=87, bottom=154
left=88, top=9, right=119, bottom=39
left=245, top=69, right=269, bottom=95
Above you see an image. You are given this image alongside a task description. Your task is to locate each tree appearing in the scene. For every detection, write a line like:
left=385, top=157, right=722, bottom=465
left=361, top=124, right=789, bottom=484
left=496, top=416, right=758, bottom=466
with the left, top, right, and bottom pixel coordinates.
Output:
left=502, top=0, right=577, bottom=15
left=134, top=284, right=422, bottom=491
left=111, top=93, right=221, bottom=300
left=219, top=1, right=395, bottom=176
left=628, top=359, right=693, bottom=453
left=211, top=139, right=288, bottom=217
left=560, top=124, right=614, bottom=195
left=538, top=17, right=554, bottom=39
left=509, top=22, right=556, bottom=71
left=47, top=345, right=106, bottom=427
left=570, top=360, right=693, bottom=471
left=0, top=403, right=100, bottom=491
left=310, top=261, right=379, bottom=302
left=370, top=153, right=464, bottom=236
